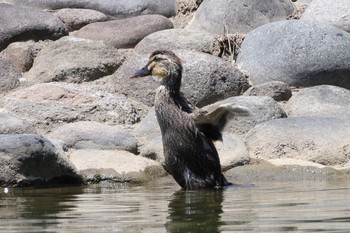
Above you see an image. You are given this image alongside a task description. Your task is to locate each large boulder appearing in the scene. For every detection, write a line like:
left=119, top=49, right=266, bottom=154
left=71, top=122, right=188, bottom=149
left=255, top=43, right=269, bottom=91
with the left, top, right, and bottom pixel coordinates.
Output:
left=301, top=0, right=350, bottom=33
left=215, top=133, right=250, bottom=170
left=245, top=117, right=350, bottom=166
left=0, top=56, right=20, bottom=92
left=53, top=8, right=109, bottom=31
left=216, top=96, right=287, bottom=134
left=237, top=20, right=350, bottom=89
left=225, top=160, right=349, bottom=183
left=293, top=0, right=313, bottom=6
left=0, top=110, right=37, bottom=134
left=4, top=0, right=177, bottom=18
left=0, top=134, right=82, bottom=187
left=0, top=83, right=149, bottom=133
left=188, top=0, right=295, bottom=34
left=69, top=149, right=164, bottom=183
left=243, top=81, right=292, bottom=101
left=1, top=41, right=39, bottom=72
left=134, top=29, right=216, bottom=54
left=74, top=15, right=173, bottom=49
left=112, top=50, right=249, bottom=107
left=0, top=3, right=68, bottom=51
left=47, top=121, right=138, bottom=153
left=285, top=85, right=350, bottom=119
left=26, top=37, right=125, bottom=83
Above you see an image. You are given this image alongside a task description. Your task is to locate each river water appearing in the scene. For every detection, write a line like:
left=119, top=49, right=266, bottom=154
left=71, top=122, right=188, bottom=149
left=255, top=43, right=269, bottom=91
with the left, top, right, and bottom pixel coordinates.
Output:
left=1, top=178, right=350, bottom=233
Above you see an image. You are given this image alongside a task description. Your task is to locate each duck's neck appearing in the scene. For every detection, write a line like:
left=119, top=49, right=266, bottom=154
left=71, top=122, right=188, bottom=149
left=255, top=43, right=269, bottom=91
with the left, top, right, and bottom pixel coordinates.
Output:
left=161, top=68, right=182, bottom=95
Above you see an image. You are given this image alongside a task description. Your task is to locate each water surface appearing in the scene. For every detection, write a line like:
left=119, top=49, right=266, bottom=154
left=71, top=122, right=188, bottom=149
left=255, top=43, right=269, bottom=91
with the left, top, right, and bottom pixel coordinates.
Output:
left=1, top=179, right=350, bottom=233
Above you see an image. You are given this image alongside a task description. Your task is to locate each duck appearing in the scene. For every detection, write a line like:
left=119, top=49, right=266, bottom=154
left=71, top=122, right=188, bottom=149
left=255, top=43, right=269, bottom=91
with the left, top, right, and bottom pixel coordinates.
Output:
left=130, top=50, right=249, bottom=190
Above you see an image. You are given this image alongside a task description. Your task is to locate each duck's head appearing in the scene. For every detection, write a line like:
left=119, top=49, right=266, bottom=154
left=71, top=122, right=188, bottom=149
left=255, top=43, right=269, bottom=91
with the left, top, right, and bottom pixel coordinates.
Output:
left=130, top=50, right=183, bottom=92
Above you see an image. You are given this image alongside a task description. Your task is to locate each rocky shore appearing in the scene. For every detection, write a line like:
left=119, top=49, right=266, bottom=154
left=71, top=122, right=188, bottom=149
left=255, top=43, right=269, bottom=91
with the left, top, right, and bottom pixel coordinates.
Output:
left=0, top=0, right=349, bottom=187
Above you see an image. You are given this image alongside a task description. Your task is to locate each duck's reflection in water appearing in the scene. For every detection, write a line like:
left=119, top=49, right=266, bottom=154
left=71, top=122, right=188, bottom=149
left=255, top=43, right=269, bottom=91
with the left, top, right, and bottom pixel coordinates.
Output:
left=166, top=190, right=224, bottom=233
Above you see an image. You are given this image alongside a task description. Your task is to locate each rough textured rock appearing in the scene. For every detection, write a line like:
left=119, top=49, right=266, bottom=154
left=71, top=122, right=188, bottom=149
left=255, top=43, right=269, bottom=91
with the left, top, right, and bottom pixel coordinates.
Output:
left=134, top=108, right=249, bottom=168
left=268, top=158, right=326, bottom=169
left=0, top=134, right=82, bottom=187
left=0, top=56, right=20, bottom=92
left=171, top=0, right=203, bottom=29
left=301, top=0, right=350, bottom=32
left=0, top=3, right=68, bottom=51
left=245, top=117, right=350, bottom=166
left=216, top=133, right=250, bottom=170
left=69, top=149, right=164, bottom=183
left=4, top=0, right=177, bottom=18
left=237, top=20, right=350, bottom=89
left=133, top=107, right=163, bottom=161
left=74, top=15, right=174, bottom=49
left=0, top=110, right=37, bottom=134
left=285, top=85, right=350, bottom=119
left=1, top=41, right=38, bottom=72
left=216, top=96, right=287, bottom=134
left=26, top=37, right=125, bottom=84
left=53, top=8, right=109, bottom=31
left=113, top=50, right=249, bottom=107
left=226, top=160, right=350, bottom=183
left=243, top=81, right=292, bottom=101
left=134, top=29, right=215, bottom=54
left=48, top=121, right=138, bottom=153
left=188, top=0, right=295, bottom=34
left=0, top=83, right=149, bottom=133
left=293, top=0, right=313, bottom=6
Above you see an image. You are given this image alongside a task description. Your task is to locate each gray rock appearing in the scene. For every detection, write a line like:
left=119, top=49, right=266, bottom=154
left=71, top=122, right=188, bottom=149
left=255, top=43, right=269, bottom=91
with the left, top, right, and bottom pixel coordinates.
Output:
left=134, top=108, right=249, bottom=168
left=4, top=0, right=176, bottom=18
left=74, top=15, right=173, bottom=49
left=0, top=56, right=20, bottom=92
left=48, top=121, right=138, bottom=153
left=237, top=20, right=350, bottom=89
left=131, top=108, right=162, bottom=163
left=268, top=158, right=326, bottom=169
left=133, top=108, right=162, bottom=161
left=0, top=3, right=68, bottom=51
left=217, top=96, right=287, bottom=134
left=301, top=0, right=350, bottom=32
left=171, top=0, right=201, bottom=29
left=69, top=149, right=164, bottom=184
left=134, top=29, right=215, bottom=54
left=188, top=0, right=295, bottom=34
left=53, top=8, right=109, bottom=31
left=243, top=81, right=292, bottom=101
left=26, top=37, right=125, bottom=83
left=285, top=85, right=350, bottom=119
left=113, top=50, right=249, bottom=107
left=245, top=117, right=350, bottom=166
left=0, top=110, right=37, bottom=134
left=293, top=0, right=313, bottom=6
left=0, top=134, right=82, bottom=187
left=216, top=133, right=250, bottom=170
left=0, top=82, right=149, bottom=133
left=226, top=160, right=350, bottom=183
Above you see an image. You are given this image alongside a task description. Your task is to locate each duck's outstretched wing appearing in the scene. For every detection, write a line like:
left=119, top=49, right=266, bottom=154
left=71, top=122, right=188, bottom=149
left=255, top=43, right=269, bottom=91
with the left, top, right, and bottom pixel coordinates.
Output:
left=191, top=103, right=251, bottom=141
left=173, top=93, right=250, bottom=141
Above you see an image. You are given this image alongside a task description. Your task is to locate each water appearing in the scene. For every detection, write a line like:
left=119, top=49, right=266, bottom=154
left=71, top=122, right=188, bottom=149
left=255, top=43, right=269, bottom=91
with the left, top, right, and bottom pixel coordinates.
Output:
left=1, top=179, right=350, bottom=233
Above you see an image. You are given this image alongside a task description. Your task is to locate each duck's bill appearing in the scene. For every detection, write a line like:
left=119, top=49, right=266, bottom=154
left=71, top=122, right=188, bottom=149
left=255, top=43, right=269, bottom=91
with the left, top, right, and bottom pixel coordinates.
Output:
left=129, top=66, right=151, bottom=79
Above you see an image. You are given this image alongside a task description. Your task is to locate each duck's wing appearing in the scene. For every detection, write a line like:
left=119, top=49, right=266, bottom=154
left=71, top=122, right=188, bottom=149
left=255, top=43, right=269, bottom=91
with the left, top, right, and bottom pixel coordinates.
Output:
left=194, top=103, right=250, bottom=127
left=191, top=103, right=251, bottom=141
left=173, top=93, right=250, bottom=141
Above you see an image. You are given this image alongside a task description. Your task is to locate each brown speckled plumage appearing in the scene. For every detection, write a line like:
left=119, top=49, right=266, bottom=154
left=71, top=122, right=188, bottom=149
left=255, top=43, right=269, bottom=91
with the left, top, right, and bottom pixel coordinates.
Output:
left=130, top=50, right=232, bottom=189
